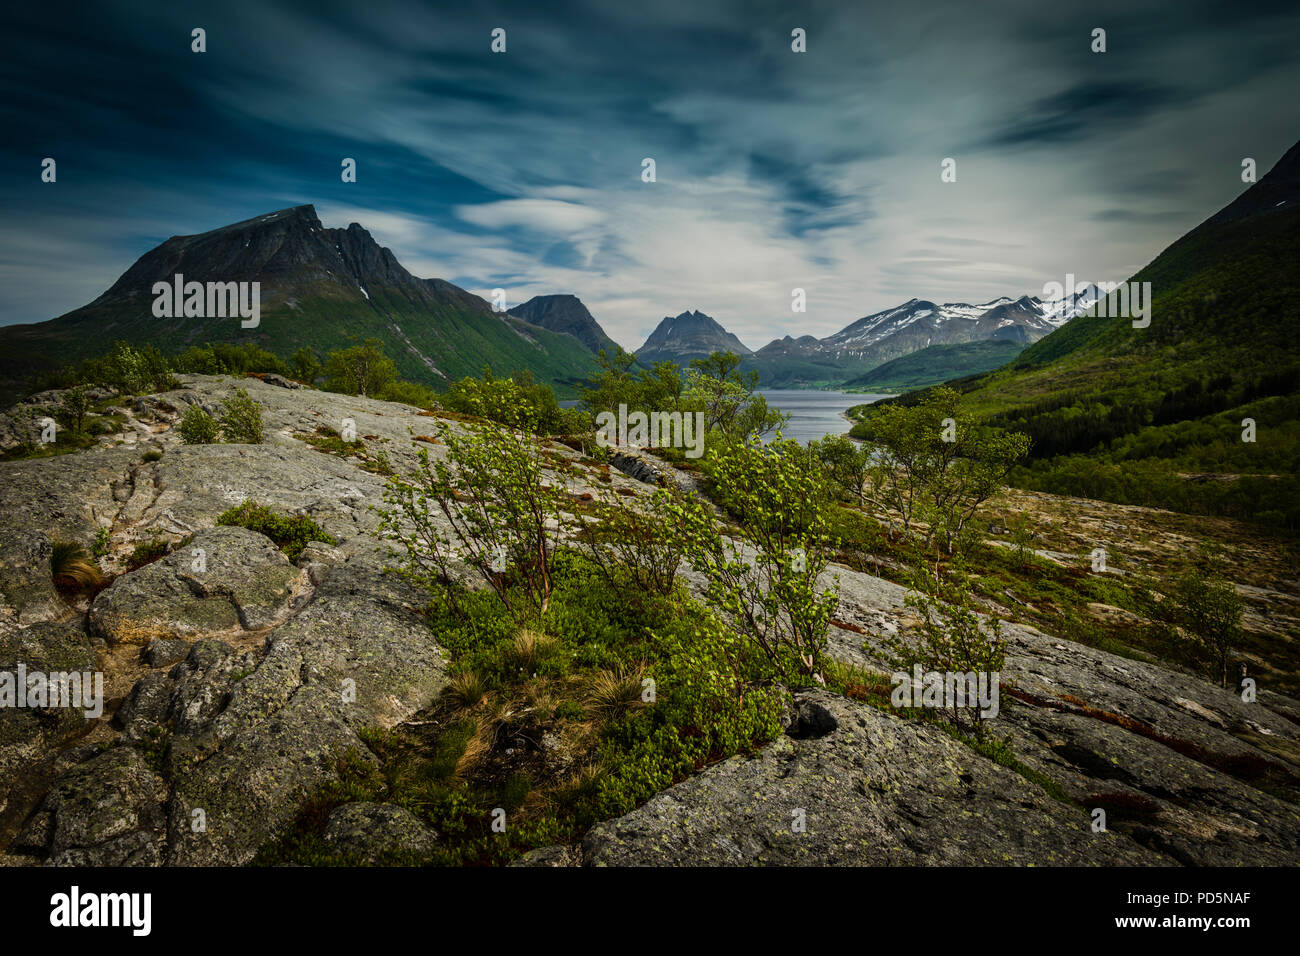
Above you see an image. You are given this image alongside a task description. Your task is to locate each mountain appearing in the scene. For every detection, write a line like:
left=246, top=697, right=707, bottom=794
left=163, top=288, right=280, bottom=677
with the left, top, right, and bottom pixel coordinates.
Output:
left=744, top=295, right=1078, bottom=387
left=508, top=294, right=622, bottom=357
left=636, top=310, right=753, bottom=365
left=843, top=339, right=1027, bottom=392
left=0, top=205, right=601, bottom=396
left=947, top=140, right=1300, bottom=527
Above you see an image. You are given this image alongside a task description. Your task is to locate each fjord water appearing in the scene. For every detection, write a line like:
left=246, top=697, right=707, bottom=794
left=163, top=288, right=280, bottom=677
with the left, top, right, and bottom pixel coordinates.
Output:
left=560, top=389, right=890, bottom=445
left=758, top=389, right=892, bottom=444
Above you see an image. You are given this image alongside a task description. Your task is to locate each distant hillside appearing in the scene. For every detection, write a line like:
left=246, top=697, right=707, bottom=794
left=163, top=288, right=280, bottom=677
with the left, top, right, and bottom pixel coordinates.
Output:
left=951, top=140, right=1300, bottom=528
left=843, top=339, right=1025, bottom=391
left=636, top=310, right=752, bottom=365
left=0, top=205, right=601, bottom=398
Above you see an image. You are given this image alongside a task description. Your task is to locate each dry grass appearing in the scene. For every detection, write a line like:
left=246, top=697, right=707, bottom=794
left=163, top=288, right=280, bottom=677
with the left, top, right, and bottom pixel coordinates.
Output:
left=584, top=665, right=647, bottom=720
left=509, top=628, right=560, bottom=676
left=50, top=540, right=104, bottom=593
left=446, top=669, right=489, bottom=709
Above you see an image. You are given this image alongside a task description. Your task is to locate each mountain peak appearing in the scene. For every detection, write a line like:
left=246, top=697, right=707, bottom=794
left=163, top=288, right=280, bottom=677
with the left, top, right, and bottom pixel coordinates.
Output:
left=637, top=308, right=752, bottom=362
left=507, top=294, right=621, bottom=356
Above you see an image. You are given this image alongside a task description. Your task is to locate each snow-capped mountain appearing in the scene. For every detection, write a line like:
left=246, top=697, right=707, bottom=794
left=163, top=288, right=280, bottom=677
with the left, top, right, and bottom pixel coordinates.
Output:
left=747, top=292, right=1086, bottom=386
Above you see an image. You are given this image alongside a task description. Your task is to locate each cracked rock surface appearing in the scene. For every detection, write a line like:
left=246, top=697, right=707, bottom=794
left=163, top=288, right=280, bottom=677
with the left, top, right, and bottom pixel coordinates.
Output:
left=2, top=374, right=1298, bottom=867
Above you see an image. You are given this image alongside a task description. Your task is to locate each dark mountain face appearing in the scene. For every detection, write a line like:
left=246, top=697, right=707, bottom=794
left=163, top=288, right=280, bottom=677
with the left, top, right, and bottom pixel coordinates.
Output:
left=508, top=294, right=621, bottom=356
left=636, top=310, right=753, bottom=364
left=0, top=205, right=599, bottom=394
left=72, top=205, right=488, bottom=324
left=1196, top=140, right=1300, bottom=233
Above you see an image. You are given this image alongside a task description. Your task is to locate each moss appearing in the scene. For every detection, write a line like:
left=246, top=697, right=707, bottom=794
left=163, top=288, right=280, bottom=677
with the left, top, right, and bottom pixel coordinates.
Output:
left=215, top=501, right=336, bottom=562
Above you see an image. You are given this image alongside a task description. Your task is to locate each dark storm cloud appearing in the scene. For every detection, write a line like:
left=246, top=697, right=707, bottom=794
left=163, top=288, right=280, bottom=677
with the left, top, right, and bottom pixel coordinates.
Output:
left=983, top=81, right=1194, bottom=148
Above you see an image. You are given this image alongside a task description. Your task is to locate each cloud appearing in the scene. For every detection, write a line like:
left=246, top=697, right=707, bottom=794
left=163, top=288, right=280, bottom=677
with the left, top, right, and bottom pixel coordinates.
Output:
left=455, top=199, right=605, bottom=233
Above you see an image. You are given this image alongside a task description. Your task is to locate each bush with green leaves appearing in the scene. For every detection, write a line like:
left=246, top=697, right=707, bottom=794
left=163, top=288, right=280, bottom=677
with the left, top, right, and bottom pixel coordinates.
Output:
left=374, top=379, right=438, bottom=410
left=595, top=607, right=786, bottom=817
left=575, top=488, right=689, bottom=597
left=289, top=346, right=323, bottom=384
left=665, top=435, right=840, bottom=682
left=379, top=417, right=568, bottom=619
left=218, top=388, right=264, bottom=444
left=215, top=501, right=336, bottom=562
left=682, top=351, right=787, bottom=443
left=442, top=367, right=586, bottom=435
left=578, top=349, right=784, bottom=449
left=809, top=432, right=870, bottom=505
left=888, top=560, right=1005, bottom=738
left=1153, top=558, right=1245, bottom=688
left=58, top=386, right=92, bottom=437
left=324, top=338, right=397, bottom=397
left=179, top=404, right=220, bottom=444
left=84, top=341, right=175, bottom=395
left=857, top=387, right=1030, bottom=555
left=172, top=342, right=287, bottom=377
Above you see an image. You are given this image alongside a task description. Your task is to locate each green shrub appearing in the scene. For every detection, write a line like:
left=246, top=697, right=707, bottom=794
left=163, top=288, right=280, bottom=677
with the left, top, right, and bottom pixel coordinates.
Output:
left=887, top=560, right=1006, bottom=738
left=58, top=386, right=92, bottom=437
left=126, top=535, right=170, bottom=570
left=218, top=388, right=264, bottom=443
left=216, top=501, right=336, bottom=562
left=179, top=405, right=219, bottom=444
left=324, top=339, right=396, bottom=397
left=667, top=435, right=840, bottom=682
left=378, top=418, right=567, bottom=620
left=1152, top=555, right=1245, bottom=688
left=375, top=379, right=438, bottom=410
left=595, top=608, right=786, bottom=817
left=289, top=347, right=323, bottom=385
left=575, top=488, right=688, bottom=597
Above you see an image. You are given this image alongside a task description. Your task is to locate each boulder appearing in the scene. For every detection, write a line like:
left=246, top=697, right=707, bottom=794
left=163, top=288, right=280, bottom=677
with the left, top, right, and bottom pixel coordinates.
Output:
left=322, top=803, right=436, bottom=863
left=89, top=526, right=302, bottom=645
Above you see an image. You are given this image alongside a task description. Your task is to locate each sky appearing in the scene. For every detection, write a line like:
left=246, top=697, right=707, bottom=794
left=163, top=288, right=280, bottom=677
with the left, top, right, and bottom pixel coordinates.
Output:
left=2, top=0, right=1299, bottom=352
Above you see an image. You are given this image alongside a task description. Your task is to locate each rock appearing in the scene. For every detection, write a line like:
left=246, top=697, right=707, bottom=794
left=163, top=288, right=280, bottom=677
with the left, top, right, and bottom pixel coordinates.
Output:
left=322, top=803, right=436, bottom=863
left=89, top=526, right=302, bottom=645
left=114, top=671, right=174, bottom=743
left=787, top=696, right=838, bottom=739
left=0, top=530, right=61, bottom=634
left=580, top=689, right=1154, bottom=866
left=161, top=562, right=447, bottom=865
left=143, top=637, right=190, bottom=668
left=23, top=747, right=166, bottom=866
left=609, top=452, right=664, bottom=486
left=261, top=373, right=301, bottom=390
left=512, top=844, right=583, bottom=867
left=0, top=619, right=99, bottom=845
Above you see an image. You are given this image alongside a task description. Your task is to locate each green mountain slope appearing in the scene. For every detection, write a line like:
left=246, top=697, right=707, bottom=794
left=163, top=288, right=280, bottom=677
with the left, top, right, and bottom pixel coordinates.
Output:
left=954, top=142, right=1300, bottom=528
left=0, top=205, right=600, bottom=399
left=842, top=340, right=1025, bottom=391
